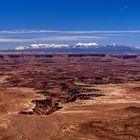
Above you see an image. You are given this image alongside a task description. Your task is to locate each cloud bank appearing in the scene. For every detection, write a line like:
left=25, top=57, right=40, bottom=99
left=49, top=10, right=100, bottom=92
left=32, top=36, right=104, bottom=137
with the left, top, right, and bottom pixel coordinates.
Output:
left=0, top=29, right=140, bottom=49
left=0, top=36, right=104, bottom=42
left=0, top=29, right=140, bottom=43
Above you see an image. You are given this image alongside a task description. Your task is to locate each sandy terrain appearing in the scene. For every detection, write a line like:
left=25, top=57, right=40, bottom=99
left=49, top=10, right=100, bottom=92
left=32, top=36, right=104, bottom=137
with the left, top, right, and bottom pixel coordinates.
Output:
left=0, top=54, right=139, bottom=140
left=0, top=82, right=139, bottom=140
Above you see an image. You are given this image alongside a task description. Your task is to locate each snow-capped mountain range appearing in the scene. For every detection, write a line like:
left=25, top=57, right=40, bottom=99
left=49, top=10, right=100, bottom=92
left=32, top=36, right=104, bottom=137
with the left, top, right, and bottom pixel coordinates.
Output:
left=15, top=43, right=101, bottom=50
left=15, top=44, right=70, bottom=50
left=14, top=43, right=140, bottom=53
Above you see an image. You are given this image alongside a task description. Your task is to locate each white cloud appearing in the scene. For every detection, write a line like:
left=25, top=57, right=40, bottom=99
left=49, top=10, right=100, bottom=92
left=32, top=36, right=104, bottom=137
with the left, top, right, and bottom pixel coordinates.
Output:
left=0, top=30, right=140, bottom=35
left=0, top=36, right=104, bottom=42
left=0, top=30, right=57, bottom=34
left=0, top=29, right=139, bottom=44
left=0, top=38, right=28, bottom=42
left=60, top=30, right=140, bottom=34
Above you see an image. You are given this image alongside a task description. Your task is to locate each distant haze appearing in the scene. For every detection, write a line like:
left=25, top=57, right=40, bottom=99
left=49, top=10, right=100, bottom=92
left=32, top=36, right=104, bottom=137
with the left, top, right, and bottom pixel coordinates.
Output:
left=0, top=30, right=140, bottom=50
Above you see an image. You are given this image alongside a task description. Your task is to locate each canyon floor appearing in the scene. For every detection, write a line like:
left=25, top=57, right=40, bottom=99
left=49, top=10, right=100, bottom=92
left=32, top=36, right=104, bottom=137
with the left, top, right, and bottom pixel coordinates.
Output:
left=0, top=53, right=139, bottom=140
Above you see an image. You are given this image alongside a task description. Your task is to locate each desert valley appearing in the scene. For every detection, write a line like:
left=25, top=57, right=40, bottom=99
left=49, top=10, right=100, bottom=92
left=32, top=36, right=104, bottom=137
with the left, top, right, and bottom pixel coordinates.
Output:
left=0, top=53, right=139, bottom=140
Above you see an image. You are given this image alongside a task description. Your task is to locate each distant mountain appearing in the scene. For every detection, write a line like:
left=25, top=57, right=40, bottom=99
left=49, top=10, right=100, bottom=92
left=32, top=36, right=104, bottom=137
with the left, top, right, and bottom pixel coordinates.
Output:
left=74, top=43, right=99, bottom=48
left=13, top=43, right=140, bottom=54
left=15, top=44, right=70, bottom=50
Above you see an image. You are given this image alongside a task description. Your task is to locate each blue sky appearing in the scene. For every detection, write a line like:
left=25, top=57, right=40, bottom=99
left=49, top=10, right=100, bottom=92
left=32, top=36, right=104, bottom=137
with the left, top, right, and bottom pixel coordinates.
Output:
left=0, top=0, right=140, bottom=49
